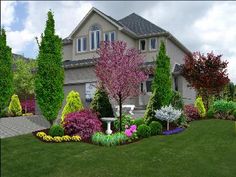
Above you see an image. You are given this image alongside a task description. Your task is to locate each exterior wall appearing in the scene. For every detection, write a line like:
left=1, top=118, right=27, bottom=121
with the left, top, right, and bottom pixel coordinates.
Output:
left=117, top=31, right=136, bottom=48
left=63, top=44, right=72, bottom=61
left=179, top=76, right=196, bottom=104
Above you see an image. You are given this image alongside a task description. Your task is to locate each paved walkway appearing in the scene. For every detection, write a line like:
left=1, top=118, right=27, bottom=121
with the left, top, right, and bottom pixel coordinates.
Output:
left=0, top=115, right=50, bottom=139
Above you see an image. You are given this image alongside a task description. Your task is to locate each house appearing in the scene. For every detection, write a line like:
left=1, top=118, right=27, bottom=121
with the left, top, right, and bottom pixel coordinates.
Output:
left=62, top=7, right=196, bottom=109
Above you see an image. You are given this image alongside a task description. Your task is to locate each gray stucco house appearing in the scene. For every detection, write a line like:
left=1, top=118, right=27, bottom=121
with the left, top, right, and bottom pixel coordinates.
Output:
left=62, top=7, right=196, bottom=109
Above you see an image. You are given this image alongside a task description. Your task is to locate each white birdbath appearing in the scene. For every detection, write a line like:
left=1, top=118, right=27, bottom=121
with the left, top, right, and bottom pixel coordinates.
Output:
left=101, top=117, right=117, bottom=135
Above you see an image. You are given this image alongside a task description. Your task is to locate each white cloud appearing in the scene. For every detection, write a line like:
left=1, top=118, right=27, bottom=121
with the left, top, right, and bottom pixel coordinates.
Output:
left=1, top=1, right=17, bottom=27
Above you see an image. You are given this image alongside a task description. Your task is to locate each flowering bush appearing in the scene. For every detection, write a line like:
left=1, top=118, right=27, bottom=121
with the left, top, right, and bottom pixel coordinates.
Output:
left=155, top=105, right=182, bottom=130
left=114, top=114, right=133, bottom=131
left=71, top=135, right=82, bottom=142
left=162, top=127, right=185, bottom=135
left=43, top=135, right=53, bottom=142
left=92, top=132, right=128, bottom=146
left=20, top=99, right=35, bottom=114
left=36, top=132, right=46, bottom=138
left=62, top=135, right=71, bottom=141
left=53, top=136, right=63, bottom=143
left=124, top=125, right=138, bottom=141
left=63, top=109, right=102, bottom=139
left=184, top=105, right=200, bottom=121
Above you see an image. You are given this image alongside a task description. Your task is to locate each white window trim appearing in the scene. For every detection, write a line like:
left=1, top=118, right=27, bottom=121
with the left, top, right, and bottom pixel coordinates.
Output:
left=139, top=39, right=147, bottom=52
left=103, top=31, right=116, bottom=42
left=110, top=31, right=116, bottom=41
left=90, top=30, right=100, bottom=51
left=149, top=37, right=157, bottom=51
left=77, top=37, right=87, bottom=53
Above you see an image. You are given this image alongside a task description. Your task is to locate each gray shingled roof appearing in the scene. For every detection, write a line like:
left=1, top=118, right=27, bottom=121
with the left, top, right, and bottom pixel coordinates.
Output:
left=63, top=58, right=98, bottom=69
left=118, top=13, right=166, bottom=37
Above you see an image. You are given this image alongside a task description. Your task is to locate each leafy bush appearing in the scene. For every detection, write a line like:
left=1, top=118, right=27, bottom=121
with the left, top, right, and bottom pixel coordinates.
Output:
left=92, top=132, right=128, bottom=146
left=114, top=114, right=133, bottom=131
left=208, top=100, right=236, bottom=120
left=132, top=118, right=145, bottom=127
left=90, top=87, right=114, bottom=118
left=155, top=105, right=182, bottom=130
left=49, top=124, right=64, bottom=137
left=8, top=94, right=22, bottom=116
left=149, top=121, right=162, bottom=135
left=184, top=105, right=200, bottom=121
left=61, top=90, right=83, bottom=122
left=63, top=109, right=102, bottom=139
left=194, top=96, right=206, bottom=118
left=137, top=124, right=151, bottom=138
left=20, top=99, right=35, bottom=114
left=170, top=91, right=184, bottom=110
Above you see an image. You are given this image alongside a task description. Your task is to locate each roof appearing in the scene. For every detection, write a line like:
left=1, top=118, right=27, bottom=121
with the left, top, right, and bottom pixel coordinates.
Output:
left=118, top=13, right=166, bottom=37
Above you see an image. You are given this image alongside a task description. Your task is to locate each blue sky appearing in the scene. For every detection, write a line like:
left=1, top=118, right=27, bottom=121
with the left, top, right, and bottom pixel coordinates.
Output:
left=2, top=1, right=236, bottom=83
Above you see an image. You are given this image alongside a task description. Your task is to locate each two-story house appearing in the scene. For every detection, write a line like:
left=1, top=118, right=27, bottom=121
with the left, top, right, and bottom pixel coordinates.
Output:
left=62, top=7, right=196, bottom=108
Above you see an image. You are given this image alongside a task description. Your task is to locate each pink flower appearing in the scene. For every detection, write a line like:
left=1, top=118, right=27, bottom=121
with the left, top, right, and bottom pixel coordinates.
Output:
left=125, top=129, right=132, bottom=137
left=130, top=125, right=137, bottom=132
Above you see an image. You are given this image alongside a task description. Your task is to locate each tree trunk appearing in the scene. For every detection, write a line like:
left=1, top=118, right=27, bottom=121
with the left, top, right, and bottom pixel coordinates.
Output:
left=167, top=120, right=169, bottom=131
left=119, top=94, right=122, bottom=132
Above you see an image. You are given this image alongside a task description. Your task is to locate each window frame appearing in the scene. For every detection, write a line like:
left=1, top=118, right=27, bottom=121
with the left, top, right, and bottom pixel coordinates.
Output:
left=90, top=30, right=101, bottom=51
left=77, top=36, right=87, bottom=53
left=139, top=39, right=147, bottom=52
left=149, top=37, right=157, bottom=51
left=103, top=31, right=116, bottom=42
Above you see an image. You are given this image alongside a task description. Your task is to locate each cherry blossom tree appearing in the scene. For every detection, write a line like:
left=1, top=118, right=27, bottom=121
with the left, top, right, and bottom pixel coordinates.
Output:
left=95, top=41, right=148, bottom=132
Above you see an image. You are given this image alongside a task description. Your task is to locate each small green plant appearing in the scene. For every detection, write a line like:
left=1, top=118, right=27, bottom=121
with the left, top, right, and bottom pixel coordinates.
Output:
left=8, top=94, right=22, bottom=116
left=49, top=124, right=64, bottom=137
left=206, top=108, right=215, bottom=119
left=137, top=124, right=151, bottom=138
left=114, top=114, right=133, bottom=131
left=194, top=96, right=206, bottom=118
left=91, top=132, right=128, bottom=146
left=170, top=91, right=184, bottom=110
left=132, top=118, right=145, bottom=127
left=61, top=90, right=83, bottom=122
left=149, top=121, right=162, bottom=135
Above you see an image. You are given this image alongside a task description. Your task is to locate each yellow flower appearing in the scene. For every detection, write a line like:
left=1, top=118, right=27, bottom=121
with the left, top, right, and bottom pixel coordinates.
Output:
left=71, top=135, right=81, bottom=142
left=36, top=132, right=46, bottom=138
left=43, top=135, right=53, bottom=142
left=62, top=135, right=71, bottom=142
left=53, top=136, right=63, bottom=143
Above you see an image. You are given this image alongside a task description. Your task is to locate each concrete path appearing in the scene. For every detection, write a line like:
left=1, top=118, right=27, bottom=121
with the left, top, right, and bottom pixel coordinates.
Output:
left=0, top=115, right=50, bottom=139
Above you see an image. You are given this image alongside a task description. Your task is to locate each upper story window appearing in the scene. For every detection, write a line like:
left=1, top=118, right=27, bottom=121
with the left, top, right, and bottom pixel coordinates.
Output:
left=89, top=24, right=101, bottom=51
left=139, top=39, right=146, bottom=51
left=104, top=31, right=116, bottom=42
left=149, top=38, right=157, bottom=51
left=77, top=37, right=87, bottom=53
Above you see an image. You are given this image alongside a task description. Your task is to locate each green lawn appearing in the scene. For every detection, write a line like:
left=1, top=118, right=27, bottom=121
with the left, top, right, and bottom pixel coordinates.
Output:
left=1, top=119, right=236, bottom=177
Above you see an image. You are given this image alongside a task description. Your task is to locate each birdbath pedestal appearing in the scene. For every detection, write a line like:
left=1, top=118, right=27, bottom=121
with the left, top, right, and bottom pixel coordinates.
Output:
left=101, top=117, right=117, bottom=135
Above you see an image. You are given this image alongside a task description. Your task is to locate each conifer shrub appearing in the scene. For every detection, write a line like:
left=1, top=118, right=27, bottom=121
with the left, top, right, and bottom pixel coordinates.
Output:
left=8, top=94, right=22, bottom=116
left=49, top=124, right=64, bottom=137
left=194, top=96, right=206, bottom=118
left=170, top=91, right=184, bottom=110
left=61, top=90, right=83, bottom=122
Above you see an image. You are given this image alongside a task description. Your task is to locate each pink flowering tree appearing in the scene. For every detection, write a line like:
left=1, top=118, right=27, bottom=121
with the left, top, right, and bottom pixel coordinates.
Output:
left=95, top=41, right=148, bottom=132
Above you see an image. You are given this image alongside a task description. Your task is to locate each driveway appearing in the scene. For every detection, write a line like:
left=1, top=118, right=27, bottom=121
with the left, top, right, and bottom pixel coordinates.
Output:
left=0, top=115, right=50, bottom=139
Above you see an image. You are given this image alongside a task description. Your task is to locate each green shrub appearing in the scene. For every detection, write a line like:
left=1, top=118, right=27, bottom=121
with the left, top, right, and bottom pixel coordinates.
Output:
left=194, top=96, right=206, bottom=118
left=176, top=114, right=188, bottom=127
left=49, top=124, right=64, bottom=137
left=90, top=87, right=114, bottom=118
left=91, top=132, right=128, bottom=146
left=206, top=108, right=214, bottom=119
left=137, top=124, right=151, bottom=138
left=8, top=94, right=22, bottom=116
left=61, top=90, right=83, bottom=122
left=114, top=114, right=133, bottom=131
left=132, top=118, right=145, bottom=127
left=149, top=121, right=162, bottom=135
left=170, top=91, right=184, bottom=110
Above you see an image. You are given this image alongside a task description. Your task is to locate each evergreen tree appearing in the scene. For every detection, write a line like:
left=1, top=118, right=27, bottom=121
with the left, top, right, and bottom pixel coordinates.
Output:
left=90, top=86, right=114, bottom=118
left=0, top=28, right=13, bottom=117
left=35, top=10, right=64, bottom=126
left=144, top=41, right=172, bottom=123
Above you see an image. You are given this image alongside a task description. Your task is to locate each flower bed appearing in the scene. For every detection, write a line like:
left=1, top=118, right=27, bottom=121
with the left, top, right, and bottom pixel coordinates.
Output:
left=162, top=127, right=185, bottom=135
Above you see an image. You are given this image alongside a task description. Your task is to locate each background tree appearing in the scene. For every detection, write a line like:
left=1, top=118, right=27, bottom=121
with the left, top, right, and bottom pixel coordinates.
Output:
left=35, top=10, right=64, bottom=126
left=182, top=52, right=229, bottom=110
left=90, top=85, right=114, bottom=118
left=0, top=28, right=13, bottom=117
left=13, top=58, right=36, bottom=112
left=144, top=41, right=172, bottom=123
left=95, top=41, right=148, bottom=132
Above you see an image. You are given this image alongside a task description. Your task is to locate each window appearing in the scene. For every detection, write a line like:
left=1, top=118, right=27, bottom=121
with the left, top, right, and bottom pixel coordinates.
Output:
left=103, top=31, right=116, bottom=42
left=174, top=77, right=179, bottom=91
left=139, top=39, right=146, bottom=51
left=149, top=38, right=157, bottom=50
left=90, top=30, right=100, bottom=51
left=141, top=74, right=154, bottom=93
left=77, top=37, right=87, bottom=52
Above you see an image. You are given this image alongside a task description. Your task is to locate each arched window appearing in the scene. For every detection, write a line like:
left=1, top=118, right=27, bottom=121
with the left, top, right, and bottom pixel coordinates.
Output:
left=89, top=24, right=101, bottom=51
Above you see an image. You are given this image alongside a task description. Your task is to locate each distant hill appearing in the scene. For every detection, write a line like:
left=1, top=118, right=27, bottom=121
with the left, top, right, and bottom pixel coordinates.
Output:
left=12, top=53, right=34, bottom=61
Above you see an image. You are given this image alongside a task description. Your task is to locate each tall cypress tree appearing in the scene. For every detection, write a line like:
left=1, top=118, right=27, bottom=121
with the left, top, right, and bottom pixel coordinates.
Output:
left=144, top=41, right=172, bottom=123
left=0, top=28, right=13, bottom=117
left=35, top=10, right=64, bottom=126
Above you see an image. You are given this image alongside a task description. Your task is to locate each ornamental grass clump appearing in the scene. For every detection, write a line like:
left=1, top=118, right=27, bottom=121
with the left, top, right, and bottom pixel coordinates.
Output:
left=155, top=105, right=182, bottom=131
left=92, top=132, right=128, bottom=146
left=63, top=109, right=102, bottom=139
left=8, top=94, right=22, bottom=116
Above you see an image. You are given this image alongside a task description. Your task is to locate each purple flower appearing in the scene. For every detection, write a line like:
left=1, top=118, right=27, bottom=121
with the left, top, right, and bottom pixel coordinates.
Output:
left=163, top=127, right=184, bottom=135
left=125, top=129, right=132, bottom=137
